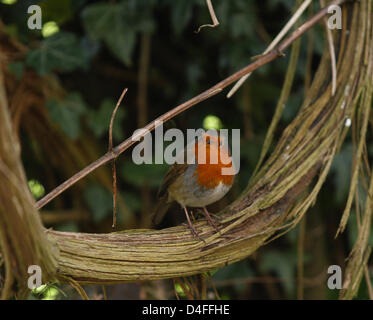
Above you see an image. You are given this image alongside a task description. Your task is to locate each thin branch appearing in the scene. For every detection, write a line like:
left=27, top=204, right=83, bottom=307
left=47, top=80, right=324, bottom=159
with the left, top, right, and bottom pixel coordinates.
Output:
left=227, top=0, right=312, bottom=98
left=108, top=88, right=127, bottom=152
left=111, top=160, right=117, bottom=228
left=35, top=0, right=349, bottom=210
left=196, top=0, right=219, bottom=33
left=108, top=88, right=127, bottom=228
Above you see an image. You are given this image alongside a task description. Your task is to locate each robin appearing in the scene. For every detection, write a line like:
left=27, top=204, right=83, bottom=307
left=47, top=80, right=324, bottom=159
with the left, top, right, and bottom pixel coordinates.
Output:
left=152, top=133, right=235, bottom=237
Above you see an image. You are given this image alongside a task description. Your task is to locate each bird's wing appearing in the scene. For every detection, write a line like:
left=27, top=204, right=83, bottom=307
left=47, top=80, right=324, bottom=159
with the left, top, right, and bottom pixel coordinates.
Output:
left=157, top=163, right=188, bottom=198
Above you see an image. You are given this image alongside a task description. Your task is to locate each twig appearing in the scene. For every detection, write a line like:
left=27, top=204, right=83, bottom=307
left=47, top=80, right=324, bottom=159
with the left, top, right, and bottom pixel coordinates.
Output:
left=196, top=0, right=219, bottom=33
left=35, top=0, right=348, bottom=210
left=111, top=161, right=117, bottom=228
left=108, top=88, right=127, bottom=152
left=227, top=0, right=312, bottom=98
left=320, top=0, right=337, bottom=96
left=108, top=88, right=128, bottom=228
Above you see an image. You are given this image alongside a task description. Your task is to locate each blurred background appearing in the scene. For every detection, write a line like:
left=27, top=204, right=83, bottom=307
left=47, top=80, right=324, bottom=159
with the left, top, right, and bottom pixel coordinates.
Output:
left=0, top=0, right=372, bottom=299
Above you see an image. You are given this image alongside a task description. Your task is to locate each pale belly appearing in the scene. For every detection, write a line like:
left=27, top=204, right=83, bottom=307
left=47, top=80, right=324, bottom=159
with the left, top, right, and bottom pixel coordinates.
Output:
left=168, top=164, right=232, bottom=207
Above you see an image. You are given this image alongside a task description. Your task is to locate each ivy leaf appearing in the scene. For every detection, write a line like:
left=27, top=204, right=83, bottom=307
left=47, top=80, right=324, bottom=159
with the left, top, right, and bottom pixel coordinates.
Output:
left=46, top=92, right=87, bottom=139
left=171, top=0, right=194, bottom=35
left=81, top=3, right=118, bottom=39
left=104, top=26, right=136, bottom=66
left=26, top=32, right=87, bottom=75
left=82, top=2, right=136, bottom=66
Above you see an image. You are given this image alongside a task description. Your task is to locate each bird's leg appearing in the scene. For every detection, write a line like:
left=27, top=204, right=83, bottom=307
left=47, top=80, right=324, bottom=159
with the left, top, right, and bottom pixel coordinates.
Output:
left=183, top=206, right=204, bottom=241
left=202, top=207, right=220, bottom=231
left=203, top=207, right=222, bottom=221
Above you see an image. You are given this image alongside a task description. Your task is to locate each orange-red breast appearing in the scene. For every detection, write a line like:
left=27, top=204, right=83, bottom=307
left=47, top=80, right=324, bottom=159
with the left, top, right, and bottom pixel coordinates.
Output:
left=152, top=133, right=235, bottom=237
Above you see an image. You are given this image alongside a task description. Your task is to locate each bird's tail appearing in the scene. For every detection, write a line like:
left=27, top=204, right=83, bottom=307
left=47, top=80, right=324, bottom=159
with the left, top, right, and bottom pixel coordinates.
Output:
left=151, top=194, right=171, bottom=226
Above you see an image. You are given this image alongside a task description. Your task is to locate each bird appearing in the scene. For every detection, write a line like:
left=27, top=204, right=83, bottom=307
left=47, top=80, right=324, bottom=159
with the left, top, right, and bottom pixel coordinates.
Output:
left=152, top=132, right=235, bottom=238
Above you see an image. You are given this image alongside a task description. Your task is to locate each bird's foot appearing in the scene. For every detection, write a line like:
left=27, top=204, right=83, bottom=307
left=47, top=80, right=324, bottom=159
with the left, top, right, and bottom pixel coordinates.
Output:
left=182, top=222, right=205, bottom=242
left=202, top=207, right=222, bottom=232
left=182, top=206, right=205, bottom=242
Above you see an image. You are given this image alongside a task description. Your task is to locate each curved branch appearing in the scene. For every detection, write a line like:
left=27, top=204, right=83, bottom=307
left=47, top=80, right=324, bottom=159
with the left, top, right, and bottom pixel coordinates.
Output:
left=48, top=162, right=320, bottom=284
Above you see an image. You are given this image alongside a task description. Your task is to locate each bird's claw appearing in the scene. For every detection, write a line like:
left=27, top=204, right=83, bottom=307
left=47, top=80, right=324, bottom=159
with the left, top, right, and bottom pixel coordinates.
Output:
left=181, top=222, right=206, bottom=243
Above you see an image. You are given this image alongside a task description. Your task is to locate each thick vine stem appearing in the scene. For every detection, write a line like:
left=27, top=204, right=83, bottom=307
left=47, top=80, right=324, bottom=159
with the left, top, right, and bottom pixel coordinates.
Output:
left=1, top=0, right=371, bottom=297
left=0, top=60, right=58, bottom=299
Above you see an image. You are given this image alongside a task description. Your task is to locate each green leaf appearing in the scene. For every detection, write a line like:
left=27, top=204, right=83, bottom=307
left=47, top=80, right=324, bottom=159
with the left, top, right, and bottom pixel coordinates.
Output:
left=171, top=0, right=194, bottom=35
left=46, top=92, right=87, bottom=139
left=83, top=184, right=113, bottom=223
left=81, top=3, right=118, bottom=39
left=81, top=2, right=136, bottom=66
left=87, top=98, right=125, bottom=140
left=104, top=27, right=136, bottom=66
left=25, top=32, right=87, bottom=75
